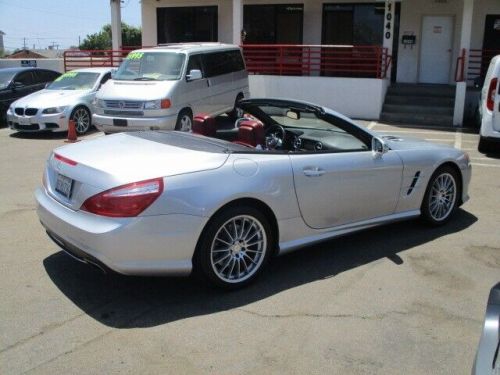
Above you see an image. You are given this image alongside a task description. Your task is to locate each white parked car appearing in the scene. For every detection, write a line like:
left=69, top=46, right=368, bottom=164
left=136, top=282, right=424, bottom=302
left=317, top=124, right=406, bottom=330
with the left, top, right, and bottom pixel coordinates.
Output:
left=478, top=55, right=500, bottom=153
left=92, top=43, right=249, bottom=133
left=7, top=68, right=113, bottom=135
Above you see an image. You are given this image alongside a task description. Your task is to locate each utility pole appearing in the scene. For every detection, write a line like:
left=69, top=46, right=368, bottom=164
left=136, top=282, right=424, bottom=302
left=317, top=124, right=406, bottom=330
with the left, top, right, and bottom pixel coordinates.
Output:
left=78, top=35, right=81, bottom=48
left=23, top=37, right=26, bottom=50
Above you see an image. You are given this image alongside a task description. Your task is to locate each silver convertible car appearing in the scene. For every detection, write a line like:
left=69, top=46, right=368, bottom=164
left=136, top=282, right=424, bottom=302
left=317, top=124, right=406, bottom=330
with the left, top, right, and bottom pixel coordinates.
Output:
left=36, top=98, right=471, bottom=289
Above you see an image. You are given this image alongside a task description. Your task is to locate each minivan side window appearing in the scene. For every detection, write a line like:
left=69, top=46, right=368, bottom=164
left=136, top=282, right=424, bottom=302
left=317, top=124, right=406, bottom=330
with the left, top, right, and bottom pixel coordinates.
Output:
left=203, top=50, right=245, bottom=78
left=186, top=55, right=205, bottom=77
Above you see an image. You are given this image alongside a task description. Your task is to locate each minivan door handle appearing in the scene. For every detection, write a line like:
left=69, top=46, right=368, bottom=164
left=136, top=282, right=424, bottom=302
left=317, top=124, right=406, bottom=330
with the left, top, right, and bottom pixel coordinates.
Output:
left=303, top=167, right=325, bottom=177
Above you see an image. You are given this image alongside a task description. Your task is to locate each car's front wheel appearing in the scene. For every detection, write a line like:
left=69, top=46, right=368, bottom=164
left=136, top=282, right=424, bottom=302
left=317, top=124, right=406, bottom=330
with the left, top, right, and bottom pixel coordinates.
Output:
left=195, top=206, right=273, bottom=289
left=420, top=166, right=460, bottom=226
left=71, top=106, right=91, bottom=135
left=175, top=109, right=193, bottom=132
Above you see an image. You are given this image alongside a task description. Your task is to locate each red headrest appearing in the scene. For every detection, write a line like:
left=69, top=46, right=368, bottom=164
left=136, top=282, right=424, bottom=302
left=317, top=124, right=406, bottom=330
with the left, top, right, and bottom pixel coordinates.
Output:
left=234, top=120, right=265, bottom=147
left=192, top=113, right=216, bottom=137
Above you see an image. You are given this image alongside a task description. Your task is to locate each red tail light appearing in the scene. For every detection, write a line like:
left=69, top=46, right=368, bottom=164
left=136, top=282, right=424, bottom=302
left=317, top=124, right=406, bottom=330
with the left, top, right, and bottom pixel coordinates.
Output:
left=81, top=178, right=164, bottom=217
left=54, top=153, right=77, bottom=166
left=486, top=78, right=498, bottom=111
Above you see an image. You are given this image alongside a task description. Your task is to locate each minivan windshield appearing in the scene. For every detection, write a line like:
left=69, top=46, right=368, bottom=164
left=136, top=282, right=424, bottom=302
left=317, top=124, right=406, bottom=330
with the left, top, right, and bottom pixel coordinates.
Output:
left=47, top=72, right=99, bottom=90
left=114, top=52, right=185, bottom=81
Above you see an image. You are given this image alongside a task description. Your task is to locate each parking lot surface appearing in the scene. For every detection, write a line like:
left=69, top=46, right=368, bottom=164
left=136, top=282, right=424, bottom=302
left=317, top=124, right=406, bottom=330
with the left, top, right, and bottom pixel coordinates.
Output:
left=0, top=122, right=499, bottom=375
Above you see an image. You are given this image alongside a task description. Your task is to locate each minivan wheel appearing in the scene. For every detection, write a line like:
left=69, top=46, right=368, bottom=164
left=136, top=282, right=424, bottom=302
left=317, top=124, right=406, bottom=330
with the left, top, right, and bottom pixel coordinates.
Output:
left=420, top=166, right=459, bottom=226
left=175, top=110, right=193, bottom=132
left=195, top=206, right=273, bottom=290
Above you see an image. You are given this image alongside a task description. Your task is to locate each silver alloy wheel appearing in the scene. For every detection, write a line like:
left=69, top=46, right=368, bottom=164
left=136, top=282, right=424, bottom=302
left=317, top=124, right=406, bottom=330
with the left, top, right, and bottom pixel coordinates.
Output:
left=72, top=107, right=90, bottom=134
left=428, top=172, right=457, bottom=221
left=210, top=215, right=267, bottom=283
left=179, top=114, right=192, bottom=132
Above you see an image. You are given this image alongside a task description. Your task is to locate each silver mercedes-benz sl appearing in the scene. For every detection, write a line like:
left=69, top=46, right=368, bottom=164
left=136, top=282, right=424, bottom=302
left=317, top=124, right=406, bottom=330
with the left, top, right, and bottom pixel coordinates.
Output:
left=36, top=98, right=471, bottom=289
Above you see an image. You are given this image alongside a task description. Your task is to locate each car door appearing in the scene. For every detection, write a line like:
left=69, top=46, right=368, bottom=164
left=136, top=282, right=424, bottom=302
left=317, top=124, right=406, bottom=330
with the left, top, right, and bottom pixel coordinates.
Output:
left=182, top=54, right=212, bottom=114
left=291, top=143, right=403, bottom=230
left=11, top=71, right=36, bottom=102
left=203, top=51, right=234, bottom=114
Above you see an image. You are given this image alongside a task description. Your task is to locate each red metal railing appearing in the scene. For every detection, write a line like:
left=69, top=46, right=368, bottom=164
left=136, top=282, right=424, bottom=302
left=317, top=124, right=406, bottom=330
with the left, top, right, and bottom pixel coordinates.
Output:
left=455, top=48, right=466, bottom=82
left=242, top=44, right=391, bottom=79
left=63, top=49, right=130, bottom=71
left=467, top=48, right=500, bottom=82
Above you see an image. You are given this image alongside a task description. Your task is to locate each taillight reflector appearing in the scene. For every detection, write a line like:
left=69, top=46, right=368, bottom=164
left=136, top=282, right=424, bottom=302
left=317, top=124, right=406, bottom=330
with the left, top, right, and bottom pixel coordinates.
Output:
left=54, top=153, right=78, bottom=166
left=486, top=78, right=498, bottom=111
left=81, top=178, right=164, bottom=217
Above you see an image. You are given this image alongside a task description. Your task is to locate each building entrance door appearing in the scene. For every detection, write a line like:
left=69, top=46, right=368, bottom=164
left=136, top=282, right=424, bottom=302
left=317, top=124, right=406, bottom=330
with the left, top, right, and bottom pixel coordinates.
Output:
left=419, top=16, right=453, bottom=84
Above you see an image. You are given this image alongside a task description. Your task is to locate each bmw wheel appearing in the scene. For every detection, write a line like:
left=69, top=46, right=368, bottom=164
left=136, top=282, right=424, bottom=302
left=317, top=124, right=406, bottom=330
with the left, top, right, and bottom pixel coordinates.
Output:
left=71, top=106, right=91, bottom=135
left=196, top=206, right=273, bottom=289
left=175, top=109, right=193, bottom=132
left=421, top=166, right=460, bottom=226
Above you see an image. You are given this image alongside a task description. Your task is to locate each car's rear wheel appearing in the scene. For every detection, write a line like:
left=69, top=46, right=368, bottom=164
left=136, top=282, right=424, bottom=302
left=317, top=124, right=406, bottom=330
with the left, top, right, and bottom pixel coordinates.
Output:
left=420, top=166, right=460, bottom=226
left=175, top=109, right=193, bottom=132
left=71, top=106, right=91, bottom=135
left=195, top=206, right=273, bottom=289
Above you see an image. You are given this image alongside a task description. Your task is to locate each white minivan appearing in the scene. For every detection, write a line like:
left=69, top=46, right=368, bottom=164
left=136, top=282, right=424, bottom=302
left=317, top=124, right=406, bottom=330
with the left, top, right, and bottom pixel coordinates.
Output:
left=478, top=55, right=500, bottom=153
left=92, top=43, right=249, bottom=133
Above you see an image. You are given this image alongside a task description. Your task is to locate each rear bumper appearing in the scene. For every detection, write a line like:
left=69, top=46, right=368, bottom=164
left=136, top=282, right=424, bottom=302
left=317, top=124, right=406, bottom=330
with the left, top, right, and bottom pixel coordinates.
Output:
left=36, top=187, right=208, bottom=276
left=479, top=113, right=500, bottom=139
left=93, top=113, right=178, bottom=133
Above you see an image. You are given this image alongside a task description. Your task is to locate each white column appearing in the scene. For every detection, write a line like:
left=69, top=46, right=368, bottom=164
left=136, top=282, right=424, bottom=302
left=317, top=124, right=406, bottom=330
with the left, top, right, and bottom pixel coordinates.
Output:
left=232, top=0, right=243, bottom=45
left=453, top=0, right=474, bottom=127
left=383, top=1, right=395, bottom=57
left=110, top=0, right=122, bottom=50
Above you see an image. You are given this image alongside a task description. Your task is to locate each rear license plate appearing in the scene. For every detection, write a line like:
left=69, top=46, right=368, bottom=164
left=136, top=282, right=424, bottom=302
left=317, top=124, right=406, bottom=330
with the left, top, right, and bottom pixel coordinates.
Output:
left=55, top=174, right=73, bottom=199
left=113, top=119, right=127, bottom=127
left=18, top=117, right=30, bottom=125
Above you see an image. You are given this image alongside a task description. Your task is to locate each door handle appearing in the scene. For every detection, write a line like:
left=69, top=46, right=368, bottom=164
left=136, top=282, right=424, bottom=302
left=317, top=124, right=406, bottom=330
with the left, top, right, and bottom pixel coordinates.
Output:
left=303, top=167, right=325, bottom=177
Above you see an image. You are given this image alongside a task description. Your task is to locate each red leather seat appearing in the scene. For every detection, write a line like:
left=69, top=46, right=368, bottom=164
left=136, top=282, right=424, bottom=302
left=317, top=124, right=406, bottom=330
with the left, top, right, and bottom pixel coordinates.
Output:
left=233, top=120, right=265, bottom=147
left=192, top=113, right=216, bottom=137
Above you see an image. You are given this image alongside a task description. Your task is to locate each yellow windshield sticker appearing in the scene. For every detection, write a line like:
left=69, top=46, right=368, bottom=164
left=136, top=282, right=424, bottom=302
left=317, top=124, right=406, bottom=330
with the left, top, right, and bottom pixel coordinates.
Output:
left=127, top=52, right=144, bottom=60
left=55, top=72, right=78, bottom=81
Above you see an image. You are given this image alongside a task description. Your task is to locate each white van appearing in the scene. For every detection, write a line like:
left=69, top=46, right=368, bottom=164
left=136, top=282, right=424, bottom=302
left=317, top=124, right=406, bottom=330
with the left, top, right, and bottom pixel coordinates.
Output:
left=478, top=55, right=500, bottom=153
left=92, top=43, right=249, bottom=133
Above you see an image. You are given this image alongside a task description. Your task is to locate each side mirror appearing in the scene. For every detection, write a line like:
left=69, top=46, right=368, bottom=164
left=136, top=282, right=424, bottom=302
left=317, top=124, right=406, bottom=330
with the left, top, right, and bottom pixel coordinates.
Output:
left=186, top=69, right=202, bottom=82
left=372, top=136, right=389, bottom=157
left=11, top=82, right=23, bottom=91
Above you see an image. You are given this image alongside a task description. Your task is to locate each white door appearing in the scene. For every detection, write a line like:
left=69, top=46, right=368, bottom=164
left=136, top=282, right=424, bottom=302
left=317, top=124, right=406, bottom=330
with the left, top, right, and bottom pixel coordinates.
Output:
left=419, top=16, right=454, bottom=84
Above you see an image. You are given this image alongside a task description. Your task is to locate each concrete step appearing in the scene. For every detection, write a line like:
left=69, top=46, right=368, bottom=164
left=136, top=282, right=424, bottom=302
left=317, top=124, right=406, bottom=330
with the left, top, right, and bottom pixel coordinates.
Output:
left=380, top=112, right=453, bottom=126
left=384, top=94, right=455, bottom=107
left=382, top=104, right=454, bottom=116
left=387, top=84, right=456, bottom=98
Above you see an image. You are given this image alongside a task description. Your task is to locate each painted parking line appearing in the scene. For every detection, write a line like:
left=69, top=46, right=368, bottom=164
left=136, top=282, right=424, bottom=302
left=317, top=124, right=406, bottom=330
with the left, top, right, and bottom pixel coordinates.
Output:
left=367, top=121, right=377, bottom=129
left=454, top=130, right=462, bottom=149
left=471, top=163, right=500, bottom=168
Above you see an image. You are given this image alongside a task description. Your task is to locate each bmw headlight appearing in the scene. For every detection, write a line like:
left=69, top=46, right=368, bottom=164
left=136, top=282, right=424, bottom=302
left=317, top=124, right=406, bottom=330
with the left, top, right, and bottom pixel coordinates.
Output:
left=143, top=100, right=161, bottom=110
left=42, top=106, right=67, bottom=114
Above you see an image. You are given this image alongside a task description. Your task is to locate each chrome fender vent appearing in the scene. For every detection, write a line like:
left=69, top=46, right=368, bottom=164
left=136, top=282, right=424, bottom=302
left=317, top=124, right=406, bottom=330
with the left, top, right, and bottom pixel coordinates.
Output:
left=407, top=171, right=421, bottom=195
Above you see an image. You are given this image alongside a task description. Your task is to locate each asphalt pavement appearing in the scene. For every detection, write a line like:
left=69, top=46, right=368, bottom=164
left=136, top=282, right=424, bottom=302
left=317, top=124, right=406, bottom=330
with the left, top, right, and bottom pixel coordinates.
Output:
left=0, top=122, right=499, bottom=375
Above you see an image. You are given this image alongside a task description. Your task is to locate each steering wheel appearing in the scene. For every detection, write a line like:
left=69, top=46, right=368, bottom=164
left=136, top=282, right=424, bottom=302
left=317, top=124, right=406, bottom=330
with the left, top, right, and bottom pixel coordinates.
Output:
left=265, top=124, right=286, bottom=150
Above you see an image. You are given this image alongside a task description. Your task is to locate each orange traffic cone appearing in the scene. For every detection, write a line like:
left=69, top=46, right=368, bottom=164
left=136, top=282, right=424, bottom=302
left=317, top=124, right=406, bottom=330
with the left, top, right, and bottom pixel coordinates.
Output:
left=66, top=119, right=79, bottom=143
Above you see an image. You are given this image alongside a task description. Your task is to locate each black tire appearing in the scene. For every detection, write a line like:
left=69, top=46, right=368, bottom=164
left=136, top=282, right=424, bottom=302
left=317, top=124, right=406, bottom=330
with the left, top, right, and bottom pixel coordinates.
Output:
left=70, top=106, right=91, bottom=135
left=420, top=165, right=460, bottom=226
left=228, top=94, right=244, bottom=121
left=194, top=205, right=273, bottom=290
left=175, top=109, right=193, bottom=131
left=478, top=136, right=491, bottom=154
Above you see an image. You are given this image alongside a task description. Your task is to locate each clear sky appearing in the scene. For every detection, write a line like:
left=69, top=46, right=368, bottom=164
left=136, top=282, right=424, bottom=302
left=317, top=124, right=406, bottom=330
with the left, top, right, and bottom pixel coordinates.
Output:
left=0, top=0, right=141, bottom=51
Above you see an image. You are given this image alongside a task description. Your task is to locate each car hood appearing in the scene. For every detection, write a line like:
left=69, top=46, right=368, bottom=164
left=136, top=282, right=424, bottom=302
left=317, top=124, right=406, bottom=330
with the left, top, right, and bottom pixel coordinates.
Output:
left=51, top=132, right=230, bottom=190
left=96, top=79, right=178, bottom=101
left=380, top=134, right=455, bottom=151
left=12, top=89, right=91, bottom=108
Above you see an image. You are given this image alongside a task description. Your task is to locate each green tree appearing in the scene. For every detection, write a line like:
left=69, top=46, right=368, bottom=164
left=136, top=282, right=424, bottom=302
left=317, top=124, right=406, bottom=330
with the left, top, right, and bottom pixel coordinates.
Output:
left=80, top=23, right=142, bottom=50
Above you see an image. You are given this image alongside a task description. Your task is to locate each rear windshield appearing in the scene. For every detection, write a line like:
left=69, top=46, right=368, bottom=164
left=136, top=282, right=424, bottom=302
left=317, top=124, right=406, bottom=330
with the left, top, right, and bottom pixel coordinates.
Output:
left=47, top=72, right=99, bottom=90
left=114, top=52, right=185, bottom=81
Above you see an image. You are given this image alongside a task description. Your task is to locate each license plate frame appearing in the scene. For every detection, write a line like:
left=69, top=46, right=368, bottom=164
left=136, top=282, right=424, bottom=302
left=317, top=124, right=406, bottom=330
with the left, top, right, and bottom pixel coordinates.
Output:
left=55, top=174, right=74, bottom=199
left=18, top=117, right=30, bottom=126
left=113, top=119, right=127, bottom=127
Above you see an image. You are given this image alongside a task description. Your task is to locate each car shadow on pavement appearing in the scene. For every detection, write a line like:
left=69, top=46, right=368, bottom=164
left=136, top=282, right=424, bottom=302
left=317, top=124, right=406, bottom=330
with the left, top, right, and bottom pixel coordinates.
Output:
left=9, top=128, right=100, bottom=140
left=43, top=209, right=477, bottom=329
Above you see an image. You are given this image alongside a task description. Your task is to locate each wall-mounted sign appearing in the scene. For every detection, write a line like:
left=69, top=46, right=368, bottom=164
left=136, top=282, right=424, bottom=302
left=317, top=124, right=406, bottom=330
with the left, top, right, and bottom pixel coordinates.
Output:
left=385, top=1, right=394, bottom=40
left=433, top=26, right=443, bottom=33
left=21, top=60, right=37, bottom=67
left=402, top=35, right=416, bottom=45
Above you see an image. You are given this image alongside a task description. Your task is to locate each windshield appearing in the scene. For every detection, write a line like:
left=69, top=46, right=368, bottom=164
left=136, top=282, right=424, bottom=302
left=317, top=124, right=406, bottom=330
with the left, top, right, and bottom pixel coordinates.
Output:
left=0, top=71, right=16, bottom=89
left=114, top=52, right=185, bottom=81
left=47, top=72, right=99, bottom=90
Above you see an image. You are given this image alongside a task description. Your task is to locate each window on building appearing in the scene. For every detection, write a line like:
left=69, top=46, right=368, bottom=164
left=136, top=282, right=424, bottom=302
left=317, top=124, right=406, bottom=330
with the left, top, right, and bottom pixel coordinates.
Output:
left=244, top=4, right=304, bottom=44
left=322, top=3, right=385, bottom=46
left=157, top=6, right=218, bottom=44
